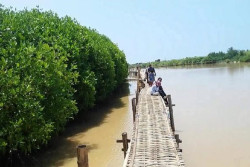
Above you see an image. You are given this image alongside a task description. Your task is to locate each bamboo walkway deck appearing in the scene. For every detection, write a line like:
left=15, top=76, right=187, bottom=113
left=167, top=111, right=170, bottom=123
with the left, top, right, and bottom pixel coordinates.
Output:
left=123, top=83, right=185, bottom=167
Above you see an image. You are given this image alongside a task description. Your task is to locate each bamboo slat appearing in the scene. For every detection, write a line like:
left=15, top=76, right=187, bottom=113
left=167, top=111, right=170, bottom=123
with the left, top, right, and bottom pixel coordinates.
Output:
left=123, top=84, right=185, bottom=167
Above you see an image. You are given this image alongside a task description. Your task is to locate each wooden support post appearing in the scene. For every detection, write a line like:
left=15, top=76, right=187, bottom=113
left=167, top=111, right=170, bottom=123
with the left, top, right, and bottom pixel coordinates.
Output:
left=122, top=132, right=129, bottom=157
left=137, top=66, right=141, bottom=79
left=138, top=79, right=145, bottom=92
left=166, top=104, right=175, bottom=107
left=175, top=134, right=182, bottom=148
left=132, top=98, right=136, bottom=122
left=136, top=91, right=139, bottom=105
left=167, top=95, right=175, bottom=132
left=116, top=132, right=131, bottom=158
left=138, top=80, right=141, bottom=92
left=76, top=145, right=89, bottom=167
left=177, top=148, right=183, bottom=152
left=137, top=81, right=140, bottom=93
left=136, top=66, right=141, bottom=93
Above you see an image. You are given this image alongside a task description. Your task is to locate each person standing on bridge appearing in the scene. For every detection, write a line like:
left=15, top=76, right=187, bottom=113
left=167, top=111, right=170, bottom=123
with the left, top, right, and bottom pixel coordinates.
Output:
left=147, top=64, right=156, bottom=86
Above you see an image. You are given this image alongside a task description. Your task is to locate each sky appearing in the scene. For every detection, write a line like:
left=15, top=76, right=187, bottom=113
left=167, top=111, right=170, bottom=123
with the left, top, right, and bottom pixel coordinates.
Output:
left=1, top=0, right=250, bottom=64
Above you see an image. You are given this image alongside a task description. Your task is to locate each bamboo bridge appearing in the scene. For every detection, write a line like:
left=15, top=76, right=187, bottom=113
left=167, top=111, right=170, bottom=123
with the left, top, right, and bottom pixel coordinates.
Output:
left=121, top=69, right=185, bottom=167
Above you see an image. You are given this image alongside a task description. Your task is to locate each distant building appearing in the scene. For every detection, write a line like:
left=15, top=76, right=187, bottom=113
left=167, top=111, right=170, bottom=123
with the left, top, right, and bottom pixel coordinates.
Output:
left=155, top=59, right=160, bottom=62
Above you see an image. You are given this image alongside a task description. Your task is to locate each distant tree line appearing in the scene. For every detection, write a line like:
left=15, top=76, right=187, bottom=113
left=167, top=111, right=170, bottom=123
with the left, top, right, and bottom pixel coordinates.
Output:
left=131, top=47, right=250, bottom=68
left=0, top=5, right=128, bottom=163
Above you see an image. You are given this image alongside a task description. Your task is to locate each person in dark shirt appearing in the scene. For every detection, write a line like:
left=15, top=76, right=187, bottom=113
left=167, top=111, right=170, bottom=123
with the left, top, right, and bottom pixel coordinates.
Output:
left=145, top=67, right=149, bottom=83
left=147, top=64, right=156, bottom=86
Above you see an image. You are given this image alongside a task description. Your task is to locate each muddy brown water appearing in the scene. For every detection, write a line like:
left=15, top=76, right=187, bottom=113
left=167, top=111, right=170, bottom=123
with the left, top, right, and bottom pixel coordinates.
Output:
left=156, top=63, right=250, bottom=167
left=38, top=63, right=250, bottom=167
left=37, top=82, right=136, bottom=167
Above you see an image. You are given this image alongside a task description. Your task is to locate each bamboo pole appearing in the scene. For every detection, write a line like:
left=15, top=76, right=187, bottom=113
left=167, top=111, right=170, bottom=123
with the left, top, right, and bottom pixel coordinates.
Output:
left=167, top=95, right=175, bottom=132
left=122, top=133, right=128, bottom=158
left=175, top=134, right=182, bottom=148
left=76, top=145, right=89, bottom=167
left=116, top=132, right=131, bottom=158
left=132, top=98, right=136, bottom=122
left=136, top=91, right=139, bottom=105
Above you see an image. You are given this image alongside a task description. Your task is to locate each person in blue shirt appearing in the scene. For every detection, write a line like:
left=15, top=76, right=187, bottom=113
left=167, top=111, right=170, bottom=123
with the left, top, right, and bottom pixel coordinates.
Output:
left=151, top=77, right=168, bottom=104
left=151, top=83, right=160, bottom=96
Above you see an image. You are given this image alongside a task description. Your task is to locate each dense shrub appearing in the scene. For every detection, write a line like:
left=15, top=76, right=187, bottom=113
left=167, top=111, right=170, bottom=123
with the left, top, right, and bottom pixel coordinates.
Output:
left=83, top=29, right=128, bottom=101
left=83, top=29, right=116, bottom=101
left=0, top=44, right=78, bottom=154
left=240, top=51, right=250, bottom=62
left=0, top=5, right=128, bottom=159
left=0, top=8, right=79, bottom=156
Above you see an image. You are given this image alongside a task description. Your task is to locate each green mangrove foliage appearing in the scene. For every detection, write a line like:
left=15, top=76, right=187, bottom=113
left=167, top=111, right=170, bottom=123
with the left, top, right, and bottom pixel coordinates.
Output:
left=133, top=47, right=250, bottom=68
left=83, top=30, right=128, bottom=101
left=0, top=6, right=128, bottom=158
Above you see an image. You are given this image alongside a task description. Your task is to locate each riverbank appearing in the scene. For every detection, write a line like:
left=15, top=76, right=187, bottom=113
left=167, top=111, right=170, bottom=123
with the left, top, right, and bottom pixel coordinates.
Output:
left=129, top=47, right=250, bottom=68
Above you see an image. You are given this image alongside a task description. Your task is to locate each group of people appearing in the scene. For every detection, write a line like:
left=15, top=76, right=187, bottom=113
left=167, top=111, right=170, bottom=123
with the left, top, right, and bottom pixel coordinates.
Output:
left=145, top=64, right=168, bottom=105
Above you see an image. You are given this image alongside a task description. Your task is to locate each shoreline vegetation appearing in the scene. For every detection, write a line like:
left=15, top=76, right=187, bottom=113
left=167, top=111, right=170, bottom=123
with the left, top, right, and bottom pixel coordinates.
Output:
left=0, top=5, right=128, bottom=165
left=130, top=47, right=250, bottom=68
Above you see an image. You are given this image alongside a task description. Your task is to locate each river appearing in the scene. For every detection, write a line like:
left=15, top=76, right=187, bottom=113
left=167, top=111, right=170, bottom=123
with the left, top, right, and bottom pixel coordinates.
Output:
left=38, top=63, right=250, bottom=167
left=37, top=82, right=135, bottom=167
left=157, top=63, right=250, bottom=167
